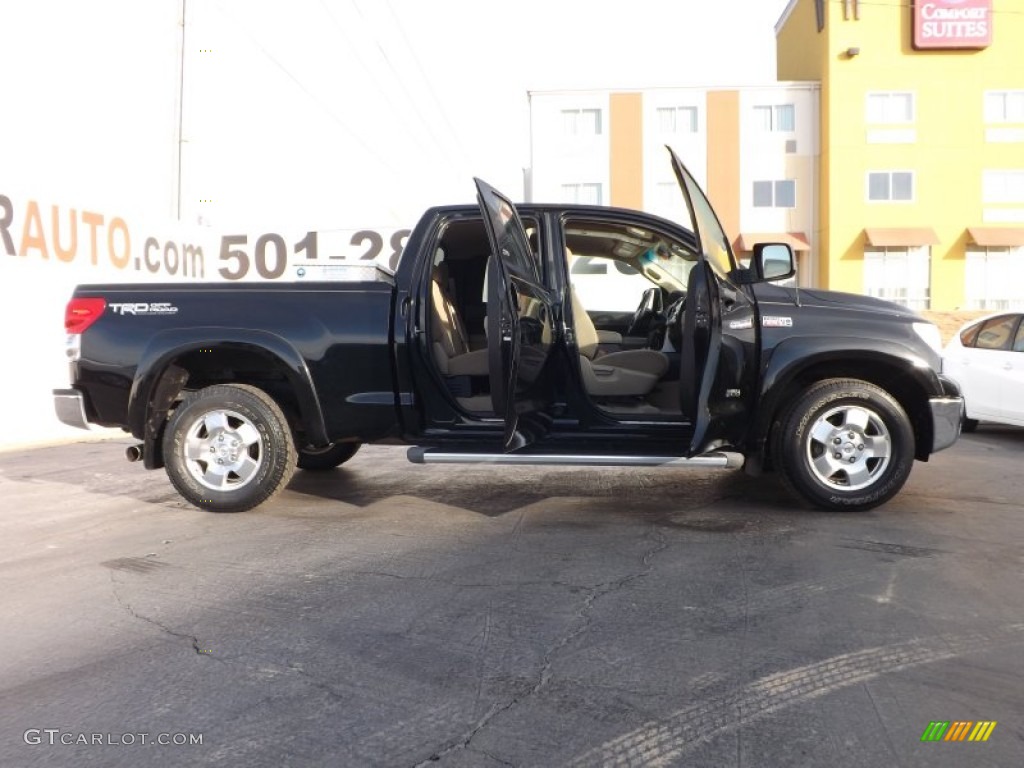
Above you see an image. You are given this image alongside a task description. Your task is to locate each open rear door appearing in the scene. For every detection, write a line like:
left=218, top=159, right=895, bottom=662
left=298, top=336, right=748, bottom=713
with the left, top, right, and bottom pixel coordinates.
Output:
left=668, top=150, right=731, bottom=455
left=475, top=178, right=555, bottom=450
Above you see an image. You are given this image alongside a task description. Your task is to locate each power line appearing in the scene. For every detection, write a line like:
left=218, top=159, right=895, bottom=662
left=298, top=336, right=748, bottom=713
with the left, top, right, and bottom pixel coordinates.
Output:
left=176, top=0, right=187, bottom=220
left=381, top=0, right=473, bottom=173
left=346, top=0, right=467, bottom=174
left=210, top=0, right=406, bottom=222
left=316, top=0, right=438, bottom=162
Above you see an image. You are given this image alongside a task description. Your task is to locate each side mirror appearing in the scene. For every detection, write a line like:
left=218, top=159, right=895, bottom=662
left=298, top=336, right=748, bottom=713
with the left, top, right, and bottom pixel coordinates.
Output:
left=753, top=243, right=796, bottom=282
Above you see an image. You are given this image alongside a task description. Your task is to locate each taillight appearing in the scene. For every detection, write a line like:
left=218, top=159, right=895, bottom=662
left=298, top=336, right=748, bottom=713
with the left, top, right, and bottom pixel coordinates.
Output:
left=65, top=297, right=107, bottom=334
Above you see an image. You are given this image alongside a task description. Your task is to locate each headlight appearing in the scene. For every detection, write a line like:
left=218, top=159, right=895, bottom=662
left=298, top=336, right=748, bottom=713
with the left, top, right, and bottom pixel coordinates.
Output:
left=912, top=322, right=943, bottom=354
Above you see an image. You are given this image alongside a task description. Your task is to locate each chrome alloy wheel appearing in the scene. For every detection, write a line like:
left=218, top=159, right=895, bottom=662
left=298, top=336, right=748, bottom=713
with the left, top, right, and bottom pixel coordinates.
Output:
left=805, top=405, right=891, bottom=491
left=183, top=409, right=263, bottom=491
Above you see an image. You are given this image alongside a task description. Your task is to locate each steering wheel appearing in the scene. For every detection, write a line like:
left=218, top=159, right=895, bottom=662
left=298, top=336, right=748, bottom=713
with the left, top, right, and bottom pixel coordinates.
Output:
left=665, top=295, right=687, bottom=349
left=626, top=287, right=663, bottom=337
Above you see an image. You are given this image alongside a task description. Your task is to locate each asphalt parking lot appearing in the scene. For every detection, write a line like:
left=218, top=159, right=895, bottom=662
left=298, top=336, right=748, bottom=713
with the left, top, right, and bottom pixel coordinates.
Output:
left=1, top=428, right=1023, bottom=768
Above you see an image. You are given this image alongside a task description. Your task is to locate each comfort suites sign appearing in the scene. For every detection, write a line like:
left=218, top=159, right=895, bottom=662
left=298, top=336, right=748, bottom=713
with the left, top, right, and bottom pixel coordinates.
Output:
left=913, top=0, right=992, bottom=49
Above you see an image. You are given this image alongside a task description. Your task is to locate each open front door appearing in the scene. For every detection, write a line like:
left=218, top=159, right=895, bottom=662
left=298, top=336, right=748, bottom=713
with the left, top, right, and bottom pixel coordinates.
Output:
left=475, top=178, right=555, bottom=451
left=668, top=150, right=733, bottom=455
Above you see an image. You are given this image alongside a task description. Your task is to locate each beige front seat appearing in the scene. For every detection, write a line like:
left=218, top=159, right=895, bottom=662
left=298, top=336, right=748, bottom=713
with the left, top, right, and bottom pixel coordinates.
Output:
left=571, top=287, right=669, bottom=397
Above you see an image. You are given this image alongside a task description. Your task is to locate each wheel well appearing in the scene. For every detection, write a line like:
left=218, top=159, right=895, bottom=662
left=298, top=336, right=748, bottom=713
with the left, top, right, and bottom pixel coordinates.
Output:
left=143, top=347, right=313, bottom=468
left=761, top=359, right=934, bottom=469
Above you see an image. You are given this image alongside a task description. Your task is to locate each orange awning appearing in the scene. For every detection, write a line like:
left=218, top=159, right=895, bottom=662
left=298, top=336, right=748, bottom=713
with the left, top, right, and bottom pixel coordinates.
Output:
left=863, top=227, right=939, bottom=247
left=967, top=227, right=1024, bottom=247
left=734, top=232, right=810, bottom=251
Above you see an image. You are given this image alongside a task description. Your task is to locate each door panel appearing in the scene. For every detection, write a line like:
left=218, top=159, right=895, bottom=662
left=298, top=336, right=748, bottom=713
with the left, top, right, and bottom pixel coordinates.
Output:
left=1005, top=322, right=1024, bottom=422
left=964, top=347, right=1000, bottom=419
left=679, top=260, right=715, bottom=433
left=994, top=349, right=1023, bottom=423
left=965, top=315, right=1020, bottom=420
left=667, top=148, right=755, bottom=454
left=475, top=178, right=555, bottom=450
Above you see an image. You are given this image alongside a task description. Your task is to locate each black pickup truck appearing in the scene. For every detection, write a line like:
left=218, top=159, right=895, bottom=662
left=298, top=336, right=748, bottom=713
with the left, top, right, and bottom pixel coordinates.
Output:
left=54, top=152, right=962, bottom=513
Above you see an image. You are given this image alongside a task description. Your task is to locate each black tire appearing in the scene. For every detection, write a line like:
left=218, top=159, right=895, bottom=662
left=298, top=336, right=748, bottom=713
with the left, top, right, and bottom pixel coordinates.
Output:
left=162, top=384, right=297, bottom=512
left=961, top=417, right=979, bottom=433
left=297, top=442, right=360, bottom=471
left=773, top=379, right=915, bottom=512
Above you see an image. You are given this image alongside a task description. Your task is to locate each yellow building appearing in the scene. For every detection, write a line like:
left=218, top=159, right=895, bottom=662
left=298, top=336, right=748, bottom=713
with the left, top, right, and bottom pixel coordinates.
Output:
left=777, top=0, right=1024, bottom=310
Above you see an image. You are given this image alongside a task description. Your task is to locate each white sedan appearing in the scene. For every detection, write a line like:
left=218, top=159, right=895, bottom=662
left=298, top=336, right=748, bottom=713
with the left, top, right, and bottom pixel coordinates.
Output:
left=942, top=312, right=1024, bottom=431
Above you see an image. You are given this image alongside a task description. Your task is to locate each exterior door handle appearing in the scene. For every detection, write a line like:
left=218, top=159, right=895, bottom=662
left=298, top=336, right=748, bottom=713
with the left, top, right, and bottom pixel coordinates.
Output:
left=1004, top=362, right=1013, bottom=370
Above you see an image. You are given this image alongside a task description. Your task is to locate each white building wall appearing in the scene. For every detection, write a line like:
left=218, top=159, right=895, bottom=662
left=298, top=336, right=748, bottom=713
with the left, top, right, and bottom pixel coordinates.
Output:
left=530, top=84, right=821, bottom=284
left=641, top=89, right=709, bottom=221
left=528, top=92, right=611, bottom=206
left=737, top=84, right=820, bottom=284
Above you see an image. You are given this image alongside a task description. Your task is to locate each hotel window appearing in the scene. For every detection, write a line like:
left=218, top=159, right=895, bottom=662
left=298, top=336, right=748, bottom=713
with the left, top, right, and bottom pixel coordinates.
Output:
left=982, top=170, right=1024, bottom=204
left=754, top=104, right=795, bottom=132
left=752, top=180, right=796, bottom=208
left=964, top=247, right=1024, bottom=310
left=866, top=92, right=915, bottom=124
left=561, top=183, right=603, bottom=205
left=656, top=106, right=698, bottom=133
left=561, top=108, right=602, bottom=136
left=985, top=91, right=1024, bottom=123
left=863, top=246, right=931, bottom=310
left=867, top=171, right=914, bottom=202
left=651, top=181, right=682, bottom=217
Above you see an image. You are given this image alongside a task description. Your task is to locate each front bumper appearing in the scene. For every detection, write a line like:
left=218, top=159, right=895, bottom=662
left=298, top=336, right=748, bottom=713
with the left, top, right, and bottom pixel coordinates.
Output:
left=53, top=388, right=90, bottom=430
left=929, top=374, right=963, bottom=453
left=929, top=397, right=963, bottom=453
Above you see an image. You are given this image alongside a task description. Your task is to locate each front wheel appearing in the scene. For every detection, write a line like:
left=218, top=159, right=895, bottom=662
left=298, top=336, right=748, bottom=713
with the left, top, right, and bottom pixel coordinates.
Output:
left=774, top=379, right=915, bottom=512
left=163, top=384, right=297, bottom=512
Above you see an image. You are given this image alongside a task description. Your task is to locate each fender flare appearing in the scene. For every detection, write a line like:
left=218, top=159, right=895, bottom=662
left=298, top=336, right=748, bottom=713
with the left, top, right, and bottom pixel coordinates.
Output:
left=751, top=336, right=942, bottom=463
left=127, top=327, right=328, bottom=465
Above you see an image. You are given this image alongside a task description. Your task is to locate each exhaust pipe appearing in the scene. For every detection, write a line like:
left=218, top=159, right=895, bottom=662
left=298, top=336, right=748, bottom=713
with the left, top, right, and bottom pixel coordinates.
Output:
left=125, top=444, right=144, bottom=463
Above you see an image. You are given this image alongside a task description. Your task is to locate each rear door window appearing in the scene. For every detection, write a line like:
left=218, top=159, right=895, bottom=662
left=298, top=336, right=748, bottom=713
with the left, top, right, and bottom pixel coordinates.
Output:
left=975, top=315, right=1018, bottom=351
left=959, top=322, right=982, bottom=347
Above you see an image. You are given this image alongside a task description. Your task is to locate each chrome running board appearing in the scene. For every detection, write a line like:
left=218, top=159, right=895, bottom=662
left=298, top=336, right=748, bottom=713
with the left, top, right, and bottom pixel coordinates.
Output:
left=407, top=448, right=744, bottom=469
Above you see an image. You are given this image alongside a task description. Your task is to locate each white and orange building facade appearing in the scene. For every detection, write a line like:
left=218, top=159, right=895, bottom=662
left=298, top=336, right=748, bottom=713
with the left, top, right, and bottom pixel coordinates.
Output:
left=529, top=0, right=1024, bottom=310
left=528, top=84, right=822, bottom=287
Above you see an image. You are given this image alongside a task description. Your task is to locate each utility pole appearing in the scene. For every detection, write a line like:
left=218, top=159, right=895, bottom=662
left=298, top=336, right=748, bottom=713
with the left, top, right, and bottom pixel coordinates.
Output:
left=174, top=0, right=186, bottom=220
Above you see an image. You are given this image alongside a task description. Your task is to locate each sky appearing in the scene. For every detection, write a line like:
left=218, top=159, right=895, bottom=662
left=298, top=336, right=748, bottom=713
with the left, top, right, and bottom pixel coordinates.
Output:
left=2, top=0, right=795, bottom=228
left=185, top=0, right=795, bottom=226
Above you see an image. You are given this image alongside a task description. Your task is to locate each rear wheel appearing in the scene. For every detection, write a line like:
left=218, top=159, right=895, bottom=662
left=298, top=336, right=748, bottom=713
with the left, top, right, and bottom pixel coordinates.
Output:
left=774, top=379, right=915, bottom=512
left=163, top=384, right=296, bottom=512
left=297, top=442, right=360, bottom=470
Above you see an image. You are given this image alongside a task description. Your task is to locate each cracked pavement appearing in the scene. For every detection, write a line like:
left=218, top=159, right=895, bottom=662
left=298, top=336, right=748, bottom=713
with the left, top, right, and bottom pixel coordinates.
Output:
left=1, top=429, right=1023, bottom=767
